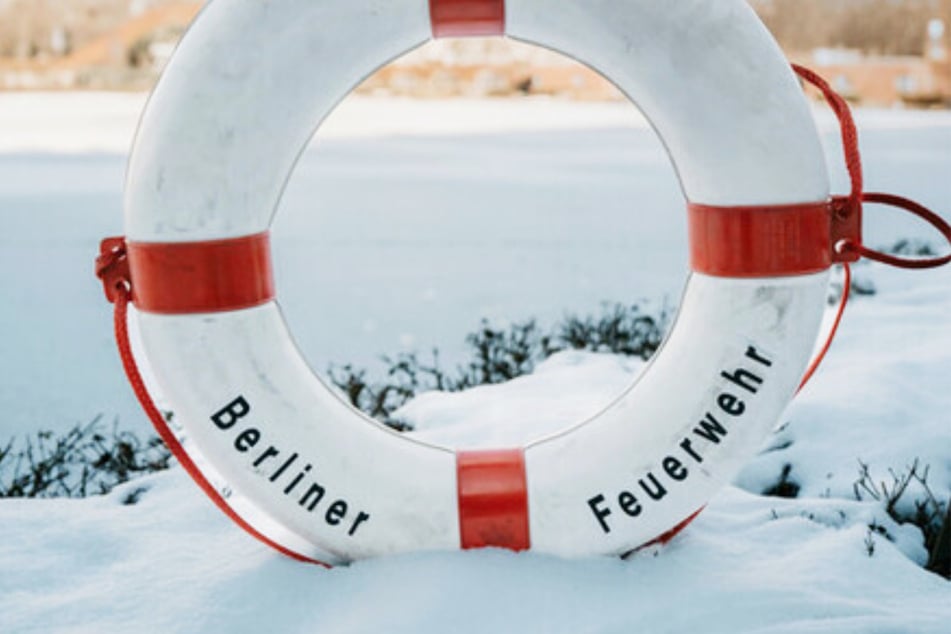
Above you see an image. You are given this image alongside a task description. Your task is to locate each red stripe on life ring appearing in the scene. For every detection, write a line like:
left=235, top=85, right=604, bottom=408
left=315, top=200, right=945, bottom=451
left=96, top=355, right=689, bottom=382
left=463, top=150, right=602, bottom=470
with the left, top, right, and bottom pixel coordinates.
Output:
left=457, top=449, right=530, bottom=550
left=430, top=0, right=505, bottom=38
left=127, top=232, right=274, bottom=314
left=688, top=201, right=833, bottom=277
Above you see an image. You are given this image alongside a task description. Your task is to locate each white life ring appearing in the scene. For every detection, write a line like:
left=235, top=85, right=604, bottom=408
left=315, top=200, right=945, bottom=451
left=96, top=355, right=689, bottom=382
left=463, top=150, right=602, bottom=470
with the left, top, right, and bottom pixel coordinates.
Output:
left=121, top=0, right=835, bottom=564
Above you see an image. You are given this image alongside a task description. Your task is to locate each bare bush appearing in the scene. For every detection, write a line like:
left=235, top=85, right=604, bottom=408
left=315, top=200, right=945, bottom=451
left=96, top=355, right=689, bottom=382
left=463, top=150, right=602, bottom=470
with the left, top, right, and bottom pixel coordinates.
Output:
left=0, top=415, right=170, bottom=499
left=328, top=302, right=670, bottom=428
left=853, top=458, right=950, bottom=578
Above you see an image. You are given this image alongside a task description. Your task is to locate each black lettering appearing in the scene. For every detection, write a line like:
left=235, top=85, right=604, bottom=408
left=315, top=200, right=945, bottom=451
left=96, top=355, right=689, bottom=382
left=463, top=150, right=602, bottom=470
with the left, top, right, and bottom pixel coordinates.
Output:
left=325, top=500, right=347, bottom=526
left=234, top=428, right=260, bottom=452
left=588, top=494, right=613, bottom=533
left=693, top=412, right=728, bottom=443
left=283, top=464, right=312, bottom=494
left=349, top=511, right=370, bottom=536
left=680, top=437, right=703, bottom=463
left=300, top=483, right=326, bottom=511
left=720, top=367, right=763, bottom=394
left=746, top=345, right=773, bottom=367
left=663, top=456, right=688, bottom=481
left=638, top=473, right=667, bottom=501
left=618, top=490, right=642, bottom=516
left=253, top=446, right=279, bottom=467
left=270, top=452, right=298, bottom=482
left=717, top=392, right=746, bottom=416
left=211, top=396, right=250, bottom=430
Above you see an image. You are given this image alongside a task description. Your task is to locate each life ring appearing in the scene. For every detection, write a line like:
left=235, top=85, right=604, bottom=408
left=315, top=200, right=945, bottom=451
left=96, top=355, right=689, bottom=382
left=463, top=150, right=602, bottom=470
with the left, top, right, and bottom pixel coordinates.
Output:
left=117, top=0, right=839, bottom=564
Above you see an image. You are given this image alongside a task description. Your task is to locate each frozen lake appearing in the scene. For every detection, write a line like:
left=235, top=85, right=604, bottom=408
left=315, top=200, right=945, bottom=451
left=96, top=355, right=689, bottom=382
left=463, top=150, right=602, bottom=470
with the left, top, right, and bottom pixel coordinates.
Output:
left=0, top=93, right=949, bottom=437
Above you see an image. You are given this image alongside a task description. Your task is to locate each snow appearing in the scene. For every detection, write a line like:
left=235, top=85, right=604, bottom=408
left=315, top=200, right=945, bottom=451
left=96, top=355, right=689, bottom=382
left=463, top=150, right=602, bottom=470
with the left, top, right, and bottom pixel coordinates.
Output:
left=1, top=92, right=950, bottom=632
left=2, top=266, right=950, bottom=634
left=736, top=264, right=951, bottom=521
left=2, top=438, right=948, bottom=632
left=397, top=351, right=645, bottom=448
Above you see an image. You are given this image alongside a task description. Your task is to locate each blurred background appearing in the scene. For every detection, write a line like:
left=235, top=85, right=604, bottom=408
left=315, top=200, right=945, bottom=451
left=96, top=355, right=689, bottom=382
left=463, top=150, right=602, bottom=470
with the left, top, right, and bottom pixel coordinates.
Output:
left=0, top=0, right=949, bottom=105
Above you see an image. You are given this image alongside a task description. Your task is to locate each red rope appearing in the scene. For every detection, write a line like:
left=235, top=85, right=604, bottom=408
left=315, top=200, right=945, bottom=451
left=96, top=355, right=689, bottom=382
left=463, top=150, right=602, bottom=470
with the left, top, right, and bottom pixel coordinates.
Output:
left=789, top=63, right=858, bottom=391
left=110, top=279, right=330, bottom=567
left=793, top=63, right=951, bottom=270
left=797, top=262, right=851, bottom=392
left=791, top=64, right=949, bottom=390
left=847, top=192, right=951, bottom=268
left=792, top=64, right=863, bottom=209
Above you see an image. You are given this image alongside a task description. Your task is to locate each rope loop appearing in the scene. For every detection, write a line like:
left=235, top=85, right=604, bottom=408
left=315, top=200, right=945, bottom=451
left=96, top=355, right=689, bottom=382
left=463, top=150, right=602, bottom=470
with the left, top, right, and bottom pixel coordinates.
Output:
left=837, top=193, right=951, bottom=269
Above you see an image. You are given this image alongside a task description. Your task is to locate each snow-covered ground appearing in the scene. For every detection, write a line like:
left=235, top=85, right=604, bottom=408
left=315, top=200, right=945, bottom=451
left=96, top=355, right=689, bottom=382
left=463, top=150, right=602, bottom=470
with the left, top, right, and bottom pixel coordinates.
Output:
left=1, top=261, right=949, bottom=633
left=0, top=92, right=949, bottom=633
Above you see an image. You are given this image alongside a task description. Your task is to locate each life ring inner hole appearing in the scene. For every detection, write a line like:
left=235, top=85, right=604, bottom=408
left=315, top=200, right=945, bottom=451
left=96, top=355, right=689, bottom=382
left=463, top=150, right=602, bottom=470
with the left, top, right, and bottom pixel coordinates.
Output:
left=269, top=39, right=689, bottom=448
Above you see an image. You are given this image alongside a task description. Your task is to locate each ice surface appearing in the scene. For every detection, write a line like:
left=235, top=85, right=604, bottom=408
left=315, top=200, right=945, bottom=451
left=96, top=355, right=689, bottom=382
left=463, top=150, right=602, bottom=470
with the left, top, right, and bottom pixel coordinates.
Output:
left=1, top=93, right=948, bottom=438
